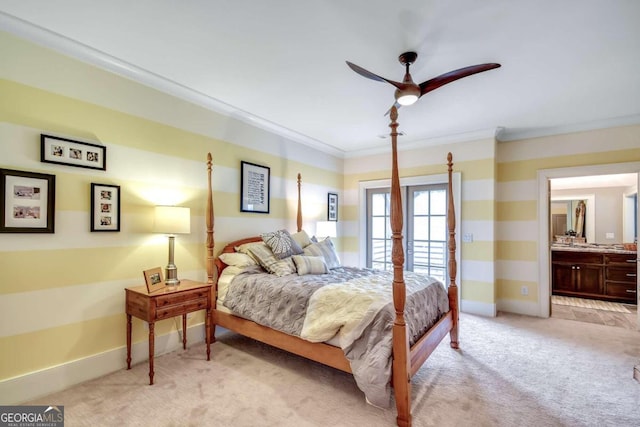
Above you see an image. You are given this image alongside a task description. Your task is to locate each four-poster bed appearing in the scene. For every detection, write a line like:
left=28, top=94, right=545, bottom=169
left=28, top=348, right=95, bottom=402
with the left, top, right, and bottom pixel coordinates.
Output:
left=204, top=107, right=458, bottom=427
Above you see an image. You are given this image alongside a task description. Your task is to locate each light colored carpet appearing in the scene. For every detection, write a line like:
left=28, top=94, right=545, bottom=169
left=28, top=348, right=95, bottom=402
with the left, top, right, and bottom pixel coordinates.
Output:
left=26, top=313, right=640, bottom=426
left=551, top=295, right=631, bottom=313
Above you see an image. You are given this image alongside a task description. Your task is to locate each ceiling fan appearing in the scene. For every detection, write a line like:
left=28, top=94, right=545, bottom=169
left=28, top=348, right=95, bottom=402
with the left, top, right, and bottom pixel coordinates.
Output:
left=346, top=51, right=500, bottom=113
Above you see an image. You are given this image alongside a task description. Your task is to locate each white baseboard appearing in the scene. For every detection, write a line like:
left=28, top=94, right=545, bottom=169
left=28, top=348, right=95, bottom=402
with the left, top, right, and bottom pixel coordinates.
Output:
left=496, top=299, right=542, bottom=317
left=460, top=299, right=497, bottom=317
left=0, top=323, right=207, bottom=405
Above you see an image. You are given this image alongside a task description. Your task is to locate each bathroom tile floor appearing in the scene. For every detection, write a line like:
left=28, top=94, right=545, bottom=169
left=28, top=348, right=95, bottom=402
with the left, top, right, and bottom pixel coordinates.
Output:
left=552, top=298, right=638, bottom=330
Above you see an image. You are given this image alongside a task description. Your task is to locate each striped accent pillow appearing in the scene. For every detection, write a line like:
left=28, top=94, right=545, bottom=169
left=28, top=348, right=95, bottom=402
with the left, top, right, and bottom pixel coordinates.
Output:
left=292, top=255, right=329, bottom=275
left=246, top=242, right=296, bottom=276
left=303, top=237, right=341, bottom=269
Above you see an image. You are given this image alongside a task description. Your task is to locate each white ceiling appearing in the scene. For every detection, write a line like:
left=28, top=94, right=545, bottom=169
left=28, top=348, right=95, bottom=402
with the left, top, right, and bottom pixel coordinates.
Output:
left=1, top=1, right=639, bottom=157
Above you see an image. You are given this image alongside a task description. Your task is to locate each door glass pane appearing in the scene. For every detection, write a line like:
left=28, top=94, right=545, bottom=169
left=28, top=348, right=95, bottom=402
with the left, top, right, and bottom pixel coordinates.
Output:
left=372, top=217, right=388, bottom=239
left=372, top=193, right=387, bottom=216
left=413, top=191, right=429, bottom=215
left=430, top=190, right=446, bottom=215
left=430, top=216, right=447, bottom=241
left=413, top=216, right=429, bottom=240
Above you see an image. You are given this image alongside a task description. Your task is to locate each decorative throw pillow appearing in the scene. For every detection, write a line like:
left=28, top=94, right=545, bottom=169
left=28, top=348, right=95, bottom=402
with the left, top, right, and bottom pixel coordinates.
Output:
left=218, top=252, right=257, bottom=268
left=291, top=229, right=312, bottom=249
left=261, top=229, right=303, bottom=259
left=303, top=237, right=341, bottom=269
left=247, top=242, right=296, bottom=276
left=292, top=255, right=329, bottom=275
left=235, top=241, right=266, bottom=264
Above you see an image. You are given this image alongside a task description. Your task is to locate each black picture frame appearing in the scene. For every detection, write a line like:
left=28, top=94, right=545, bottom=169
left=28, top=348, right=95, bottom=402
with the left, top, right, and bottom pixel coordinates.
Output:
left=240, top=161, right=270, bottom=214
left=41, top=134, right=107, bottom=171
left=0, top=168, right=56, bottom=233
left=91, top=183, right=121, bottom=232
left=328, top=192, right=338, bottom=222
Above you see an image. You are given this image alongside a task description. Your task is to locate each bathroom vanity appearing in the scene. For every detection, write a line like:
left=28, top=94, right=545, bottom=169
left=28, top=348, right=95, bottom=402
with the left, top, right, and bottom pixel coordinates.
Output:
left=551, top=245, right=637, bottom=304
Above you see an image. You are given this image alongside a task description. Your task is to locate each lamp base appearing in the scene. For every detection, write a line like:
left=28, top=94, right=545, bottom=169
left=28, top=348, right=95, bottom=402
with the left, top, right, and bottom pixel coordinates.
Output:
left=165, top=264, right=180, bottom=288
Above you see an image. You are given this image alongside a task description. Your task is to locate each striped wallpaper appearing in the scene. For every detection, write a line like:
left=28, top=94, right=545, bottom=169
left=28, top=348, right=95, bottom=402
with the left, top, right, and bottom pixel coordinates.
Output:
left=0, top=32, right=342, bottom=403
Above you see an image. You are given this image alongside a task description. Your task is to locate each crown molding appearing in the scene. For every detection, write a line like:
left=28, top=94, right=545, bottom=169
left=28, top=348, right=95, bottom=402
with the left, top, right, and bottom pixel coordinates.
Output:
left=496, top=114, right=640, bottom=142
left=0, top=12, right=345, bottom=158
left=344, top=128, right=498, bottom=158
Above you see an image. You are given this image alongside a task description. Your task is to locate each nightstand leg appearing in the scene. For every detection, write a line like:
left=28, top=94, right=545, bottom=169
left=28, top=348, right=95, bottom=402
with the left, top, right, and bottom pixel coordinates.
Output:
left=205, top=308, right=211, bottom=361
left=182, top=314, right=187, bottom=350
left=148, top=322, right=155, bottom=385
left=126, top=314, right=132, bottom=369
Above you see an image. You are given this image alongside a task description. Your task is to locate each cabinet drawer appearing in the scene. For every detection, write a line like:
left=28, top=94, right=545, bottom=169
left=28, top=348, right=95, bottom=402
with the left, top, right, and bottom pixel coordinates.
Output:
left=606, top=267, right=637, bottom=283
left=156, top=289, right=209, bottom=307
left=605, top=283, right=637, bottom=298
left=155, top=298, right=209, bottom=320
left=605, top=253, right=637, bottom=264
left=552, top=251, right=603, bottom=264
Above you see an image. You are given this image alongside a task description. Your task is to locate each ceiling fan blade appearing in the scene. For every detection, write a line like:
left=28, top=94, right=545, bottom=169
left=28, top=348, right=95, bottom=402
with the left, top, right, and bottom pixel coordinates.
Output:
left=419, top=63, right=501, bottom=96
left=346, top=61, right=404, bottom=90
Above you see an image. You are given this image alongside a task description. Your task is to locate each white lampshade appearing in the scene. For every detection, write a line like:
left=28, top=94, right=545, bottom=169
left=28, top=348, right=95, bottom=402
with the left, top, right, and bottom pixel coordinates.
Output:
left=316, top=221, right=337, bottom=238
left=153, top=206, right=191, bottom=234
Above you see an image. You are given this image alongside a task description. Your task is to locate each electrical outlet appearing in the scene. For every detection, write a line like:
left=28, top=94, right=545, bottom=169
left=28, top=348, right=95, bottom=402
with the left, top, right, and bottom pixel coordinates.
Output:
left=605, top=232, right=615, bottom=239
left=462, top=233, right=473, bottom=243
left=520, top=286, right=529, bottom=296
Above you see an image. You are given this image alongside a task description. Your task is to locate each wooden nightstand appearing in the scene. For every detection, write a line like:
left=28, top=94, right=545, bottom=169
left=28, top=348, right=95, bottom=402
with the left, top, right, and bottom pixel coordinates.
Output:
left=125, top=279, right=212, bottom=384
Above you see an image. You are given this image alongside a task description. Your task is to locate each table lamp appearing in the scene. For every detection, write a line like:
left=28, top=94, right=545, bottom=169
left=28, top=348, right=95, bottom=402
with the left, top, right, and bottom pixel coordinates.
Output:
left=153, top=206, right=190, bottom=287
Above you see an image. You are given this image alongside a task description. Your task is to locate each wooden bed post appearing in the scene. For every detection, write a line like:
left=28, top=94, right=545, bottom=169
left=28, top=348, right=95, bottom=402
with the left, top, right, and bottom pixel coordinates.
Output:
left=206, top=153, right=216, bottom=343
left=389, top=107, right=411, bottom=427
left=297, top=173, right=303, bottom=232
left=447, top=153, right=459, bottom=348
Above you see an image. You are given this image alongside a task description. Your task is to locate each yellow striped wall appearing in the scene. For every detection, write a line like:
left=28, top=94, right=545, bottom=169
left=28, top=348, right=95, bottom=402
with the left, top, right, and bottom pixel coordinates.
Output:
left=0, top=32, right=342, bottom=403
left=344, top=137, right=498, bottom=316
left=496, top=125, right=640, bottom=315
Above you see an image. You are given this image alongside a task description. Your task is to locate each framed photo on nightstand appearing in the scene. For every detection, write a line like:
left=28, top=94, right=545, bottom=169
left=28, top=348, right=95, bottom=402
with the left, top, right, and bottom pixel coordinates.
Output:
left=143, top=267, right=165, bottom=293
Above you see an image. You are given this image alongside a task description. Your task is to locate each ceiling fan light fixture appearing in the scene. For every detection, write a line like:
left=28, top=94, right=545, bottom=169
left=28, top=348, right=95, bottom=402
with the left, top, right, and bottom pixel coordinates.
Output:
left=396, top=93, right=419, bottom=106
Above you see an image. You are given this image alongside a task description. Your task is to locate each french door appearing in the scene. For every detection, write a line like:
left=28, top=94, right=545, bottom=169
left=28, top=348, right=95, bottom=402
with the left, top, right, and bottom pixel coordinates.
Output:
left=366, top=184, right=448, bottom=281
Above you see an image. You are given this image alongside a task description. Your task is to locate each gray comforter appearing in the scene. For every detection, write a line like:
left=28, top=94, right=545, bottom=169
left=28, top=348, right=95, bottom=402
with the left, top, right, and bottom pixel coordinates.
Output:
left=222, top=266, right=449, bottom=407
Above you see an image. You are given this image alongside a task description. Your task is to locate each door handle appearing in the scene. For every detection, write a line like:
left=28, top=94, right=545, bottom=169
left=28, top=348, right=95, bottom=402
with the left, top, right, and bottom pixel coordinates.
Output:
left=626, top=273, right=637, bottom=277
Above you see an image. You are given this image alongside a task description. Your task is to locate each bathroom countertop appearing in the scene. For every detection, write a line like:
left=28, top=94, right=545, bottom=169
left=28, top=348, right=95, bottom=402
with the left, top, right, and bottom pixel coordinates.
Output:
left=551, top=244, right=636, bottom=255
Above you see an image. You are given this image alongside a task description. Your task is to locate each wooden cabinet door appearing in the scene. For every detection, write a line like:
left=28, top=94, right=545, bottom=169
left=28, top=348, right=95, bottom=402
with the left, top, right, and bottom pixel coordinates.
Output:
left=552, top=263, right=575, bottom=292
left=575, top=264, right=604, bottom=295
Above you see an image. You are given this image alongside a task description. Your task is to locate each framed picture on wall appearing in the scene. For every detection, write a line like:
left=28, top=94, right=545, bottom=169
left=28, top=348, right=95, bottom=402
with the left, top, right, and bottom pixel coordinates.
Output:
left=91, top=183, right=121, bottom=232
left=0, top=168, right=56, bottom=233
left=328, top=192, right=338, bottom=222
left=240, top=161, right=270, bottom=214
left=41, top=134, right=107, bottom=171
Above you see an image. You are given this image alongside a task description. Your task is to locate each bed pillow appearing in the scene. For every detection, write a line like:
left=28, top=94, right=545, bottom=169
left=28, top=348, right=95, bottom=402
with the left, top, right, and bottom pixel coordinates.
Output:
left=246, top=242, right=296, bottom=276
left=291, top=229, right=312, bottom=248
left=303, top=237, right=341, bottom=269
left=261, top=229, right=303, bottom=259
left=292, top=255, right=329, bottom=275
left=218, top=252, right=257, bottom=268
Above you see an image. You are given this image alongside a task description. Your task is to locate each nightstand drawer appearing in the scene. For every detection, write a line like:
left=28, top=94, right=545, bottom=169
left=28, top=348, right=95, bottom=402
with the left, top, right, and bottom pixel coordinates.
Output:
left=156, top=288, right=209, bottom=307
left=155, top=298, right=209, bottom=320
